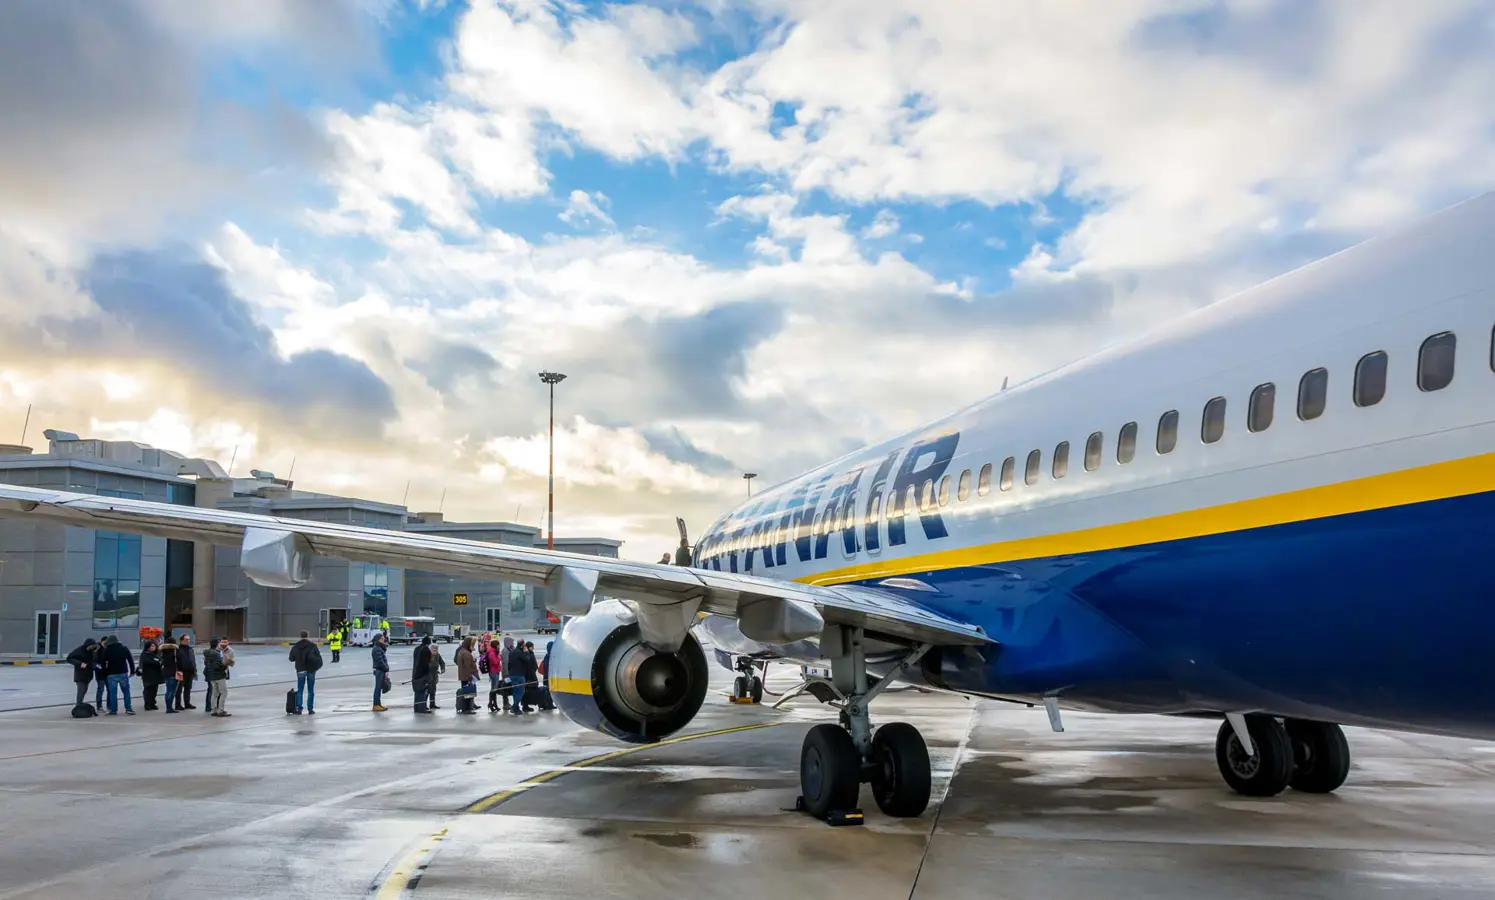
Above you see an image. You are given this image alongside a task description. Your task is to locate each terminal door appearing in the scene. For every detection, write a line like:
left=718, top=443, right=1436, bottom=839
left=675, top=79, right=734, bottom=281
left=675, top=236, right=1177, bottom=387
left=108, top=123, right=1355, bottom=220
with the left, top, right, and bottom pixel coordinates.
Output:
left=34, top=611, right=61, bottom=657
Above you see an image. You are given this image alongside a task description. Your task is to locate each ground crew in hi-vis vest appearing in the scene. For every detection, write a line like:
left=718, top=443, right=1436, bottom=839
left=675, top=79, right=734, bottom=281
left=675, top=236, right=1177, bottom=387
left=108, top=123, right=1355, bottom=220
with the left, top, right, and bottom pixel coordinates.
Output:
left=327, top=628, right=342, bottom=663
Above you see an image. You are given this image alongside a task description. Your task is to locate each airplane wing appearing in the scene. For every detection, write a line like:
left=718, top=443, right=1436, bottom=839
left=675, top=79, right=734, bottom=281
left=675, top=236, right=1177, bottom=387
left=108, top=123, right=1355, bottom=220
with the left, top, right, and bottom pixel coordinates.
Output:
left=0, top=486, right=990, bottom=649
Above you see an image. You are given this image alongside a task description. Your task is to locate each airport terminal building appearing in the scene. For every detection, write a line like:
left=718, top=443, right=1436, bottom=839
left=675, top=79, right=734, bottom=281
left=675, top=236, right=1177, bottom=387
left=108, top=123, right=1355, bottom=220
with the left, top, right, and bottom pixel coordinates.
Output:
left=0, top=431, right=622, bottom=656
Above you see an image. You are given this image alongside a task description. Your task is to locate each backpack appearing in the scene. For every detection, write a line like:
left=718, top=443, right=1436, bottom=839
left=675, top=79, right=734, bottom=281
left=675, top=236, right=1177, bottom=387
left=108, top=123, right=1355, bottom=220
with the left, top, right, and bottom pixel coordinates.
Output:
left=306, top=644, right=324, bottom=672
left=71, top=702, right=96, bottom=719
left=478, top=653, right=490, bottom=675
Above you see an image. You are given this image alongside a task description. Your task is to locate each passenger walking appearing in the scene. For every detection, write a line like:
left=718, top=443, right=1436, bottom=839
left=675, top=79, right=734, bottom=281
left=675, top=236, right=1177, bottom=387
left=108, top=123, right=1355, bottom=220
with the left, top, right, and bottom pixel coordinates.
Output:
left=411, top=636, right=434, bottom=714
left=175, top=635, right=197, bottom=710
left=483, top=639, right=505, bottom=712
left=139, top=639, right=164, bottom=711
left=427, top=640, right=447, bottom=709
left=520, top=642, right=539, bottom=712
left=372, top=633, right=390, bottom=712
left=455, top=637, right=479, bottom=715
left=203, top=637, right=230, bottom=717
left=102, top=635, right=137, bottom=715
left=327, top=627, right=342, bottom=663
left=504, top=638, right=526, bottom=715
left=289, top=630, right=322, bottom=715
left=160, top=637, right=180, bottom=714
left=92, top=639, right=109, bottom=710
left=66, top=638, right=99, bottom=707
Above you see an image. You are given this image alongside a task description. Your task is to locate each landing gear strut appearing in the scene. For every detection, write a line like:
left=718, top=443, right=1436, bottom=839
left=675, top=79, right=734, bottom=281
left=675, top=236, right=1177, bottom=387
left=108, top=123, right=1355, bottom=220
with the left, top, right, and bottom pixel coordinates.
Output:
left=1215, top=715, right=1350, bottom=797
left=794, top=627, right=933, bottom=822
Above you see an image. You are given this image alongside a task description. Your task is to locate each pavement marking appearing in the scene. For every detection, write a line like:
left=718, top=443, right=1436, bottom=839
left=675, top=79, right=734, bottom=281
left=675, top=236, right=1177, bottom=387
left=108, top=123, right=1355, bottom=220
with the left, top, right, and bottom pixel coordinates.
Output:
left=370, top=827, right=448, bottom=899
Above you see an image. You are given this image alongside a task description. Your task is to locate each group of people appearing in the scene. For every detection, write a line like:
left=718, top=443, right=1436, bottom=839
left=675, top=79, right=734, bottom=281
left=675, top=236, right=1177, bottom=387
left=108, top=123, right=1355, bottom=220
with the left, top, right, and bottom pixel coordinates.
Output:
left=66, top=633, right=237, bottom=717
left=367, top=632, right=553, bottom=715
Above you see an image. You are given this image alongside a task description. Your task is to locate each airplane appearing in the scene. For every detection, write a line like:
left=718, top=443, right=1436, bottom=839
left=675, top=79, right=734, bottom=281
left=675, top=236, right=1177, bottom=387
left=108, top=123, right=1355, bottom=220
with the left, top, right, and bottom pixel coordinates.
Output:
left=2, top=189, right=1495, bottom=824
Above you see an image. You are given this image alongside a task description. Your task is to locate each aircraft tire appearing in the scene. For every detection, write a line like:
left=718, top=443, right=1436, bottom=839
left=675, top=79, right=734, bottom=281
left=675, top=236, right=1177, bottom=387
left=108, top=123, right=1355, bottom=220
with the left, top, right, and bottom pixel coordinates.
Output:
left=750, top=676, right=764, bottom=704
left=1286, top=720, right=1351, bottom=794
left=870, top=722, right=931, bottom=817
left=801, top=724, right=860, bottom=818
left=1215, top=716, right=1294, bottom=797
left=733, top=676, right=747, bottom=699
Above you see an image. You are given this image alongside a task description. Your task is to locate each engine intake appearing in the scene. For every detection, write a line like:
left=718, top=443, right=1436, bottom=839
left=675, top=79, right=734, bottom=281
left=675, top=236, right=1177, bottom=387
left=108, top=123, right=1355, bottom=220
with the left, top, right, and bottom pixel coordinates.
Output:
left=549, top=599, right=709, bottom=743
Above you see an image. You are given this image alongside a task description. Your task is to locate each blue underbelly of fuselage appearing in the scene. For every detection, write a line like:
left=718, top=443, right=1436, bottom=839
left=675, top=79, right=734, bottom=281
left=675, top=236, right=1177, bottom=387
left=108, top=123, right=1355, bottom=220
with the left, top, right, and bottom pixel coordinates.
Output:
left=858, top=489, right=1495, bottom=740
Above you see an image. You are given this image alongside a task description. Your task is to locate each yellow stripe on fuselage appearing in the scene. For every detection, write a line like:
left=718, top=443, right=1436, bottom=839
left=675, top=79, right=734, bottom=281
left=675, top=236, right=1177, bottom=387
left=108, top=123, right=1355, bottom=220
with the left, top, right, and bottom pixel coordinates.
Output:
left=550, top=676, right=593, bottom=696
left=801, top=449, right=1495, bottom=587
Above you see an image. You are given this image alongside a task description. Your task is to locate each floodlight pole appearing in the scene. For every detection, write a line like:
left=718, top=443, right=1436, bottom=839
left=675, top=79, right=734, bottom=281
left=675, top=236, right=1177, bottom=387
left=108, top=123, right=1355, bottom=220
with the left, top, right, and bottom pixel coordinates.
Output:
left=539, top=371, right=567, bottom=550
left=744, top=472, right=757, bottom=497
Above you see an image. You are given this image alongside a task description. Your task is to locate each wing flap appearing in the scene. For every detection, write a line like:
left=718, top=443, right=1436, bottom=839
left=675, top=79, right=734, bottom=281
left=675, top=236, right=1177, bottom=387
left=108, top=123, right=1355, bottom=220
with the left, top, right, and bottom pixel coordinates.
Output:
left=0, top=486, right=990, bottom=647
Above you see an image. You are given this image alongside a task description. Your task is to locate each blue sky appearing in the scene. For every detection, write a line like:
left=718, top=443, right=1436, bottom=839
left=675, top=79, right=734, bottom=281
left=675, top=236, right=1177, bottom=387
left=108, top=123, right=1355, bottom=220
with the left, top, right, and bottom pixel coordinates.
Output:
left=2, top=0, right=1493, bottom=555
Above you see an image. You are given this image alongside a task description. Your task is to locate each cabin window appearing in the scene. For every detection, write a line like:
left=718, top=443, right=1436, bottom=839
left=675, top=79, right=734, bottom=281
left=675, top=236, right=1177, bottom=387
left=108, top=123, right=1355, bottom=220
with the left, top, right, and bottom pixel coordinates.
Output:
left=1052, top=442, right=1070, bottom=479
left=1025, top=450, right=1041, bottom=485
left=920, top=479, right=935, bottom=510
left=1418, top=331, right=1456, bottom=392
left=904, top=485, right=918, bottom=517
left=1297, top=368, right=1327, bottom=420
left=957, top=469, right=971, bottom=502
left=977, top=463, right=992, bottom=497
left=1248, top=383, right=1275, bottom=433
left=938, top=474, right=952, bottom=506
left=1354, top=351, right=1387, bottom=407
left=1490, top=325, right=1495, bottom=373
left=1157, top=410, right=1179, bottom=454
left=1117, top=422, right=1137, bottom=464
left=868, top=495, right=881, bottom=523
left=1000, top=457, right=1015, bottom=491
left=1202, top=397, right=1226, bottom=444
left=1084, top=432, right=1103, bottom=471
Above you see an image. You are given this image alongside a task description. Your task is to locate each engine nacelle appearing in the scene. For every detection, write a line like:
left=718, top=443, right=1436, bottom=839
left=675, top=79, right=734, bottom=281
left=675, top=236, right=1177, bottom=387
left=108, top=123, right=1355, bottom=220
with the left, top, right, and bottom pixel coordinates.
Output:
left=549, top=598, right=710, bottom=743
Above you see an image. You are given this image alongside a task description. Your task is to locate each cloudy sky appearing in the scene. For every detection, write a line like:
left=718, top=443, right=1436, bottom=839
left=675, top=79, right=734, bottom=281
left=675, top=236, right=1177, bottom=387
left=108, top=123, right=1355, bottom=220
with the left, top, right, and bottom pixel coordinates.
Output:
left=2, top=0, right=1493, bottom=559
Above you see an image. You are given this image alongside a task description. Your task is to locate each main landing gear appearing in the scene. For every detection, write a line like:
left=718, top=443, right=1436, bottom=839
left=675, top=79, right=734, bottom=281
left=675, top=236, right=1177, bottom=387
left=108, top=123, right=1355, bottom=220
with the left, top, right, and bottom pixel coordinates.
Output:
left=788, top=626, right=934, bottom=822
left=1215, top=713, right=1351, bottom=797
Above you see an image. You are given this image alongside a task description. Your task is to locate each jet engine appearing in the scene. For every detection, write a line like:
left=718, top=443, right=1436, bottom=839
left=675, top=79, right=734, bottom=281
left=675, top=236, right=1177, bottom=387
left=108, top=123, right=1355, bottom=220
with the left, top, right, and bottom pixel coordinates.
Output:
left=548, top=599, right=710, bottom=743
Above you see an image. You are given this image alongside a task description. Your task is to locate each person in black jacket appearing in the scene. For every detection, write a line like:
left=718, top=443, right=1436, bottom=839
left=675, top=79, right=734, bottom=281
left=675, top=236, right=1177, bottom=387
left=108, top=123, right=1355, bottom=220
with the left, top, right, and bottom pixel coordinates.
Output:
left=372, top=633, right=390, bottom=712
left=411, top=637, right=434, bottom=715
left=65, top=639, right=99, bottom=707
left=92, top=640, right=109, bottom=711
left=101, top=635, right=137, bottom=715
left=175, top=635, right=197, bottom=710
left=288, top=631, right=321, bottom=715
left=202, top=637, right=230, bottom=717
left=138, top=640, right=164, bottom=711
left=160, top=639, right=180, bottom=714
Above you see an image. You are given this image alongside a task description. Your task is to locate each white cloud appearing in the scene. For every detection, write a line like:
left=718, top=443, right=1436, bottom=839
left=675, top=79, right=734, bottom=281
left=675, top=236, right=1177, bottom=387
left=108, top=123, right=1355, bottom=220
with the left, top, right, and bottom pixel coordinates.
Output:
left=559, top=189, right=614, bottom=228
left=862, top=209, right=900, bottom=239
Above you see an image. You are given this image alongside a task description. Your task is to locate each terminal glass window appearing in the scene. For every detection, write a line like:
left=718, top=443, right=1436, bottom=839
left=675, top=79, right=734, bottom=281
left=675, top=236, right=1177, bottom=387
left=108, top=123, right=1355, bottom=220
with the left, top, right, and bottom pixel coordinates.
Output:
left=363, top=563, right=389, bottom=617
left=1084, top=432, right=1103, bottom=471
left=1248, top=383, right=1275, bottom=433
left=957, top=469, right=971, bottom=502
left=92, top=489, right=143, bottom=628
left=1202, top=397, right=1227, bottom=444
left=977, top=464, right=992, bottom=497
left=1157, top=410, right=1179, bottom=454
left=1418, top=331, right=1456, bottom=392
left=1052, top=442, right=1069, bottom=479
left=1025, top=450, right=1041, bottom=486
left=1000, top=456, right=1015, bottom=491
left=1298, top=368, right=1327, bottom=420
left=1354, top=351, right=1387, bottom=407
left=509, top=583, right=527, bottom=614
left=1117, top=422, right=1138, bottom=464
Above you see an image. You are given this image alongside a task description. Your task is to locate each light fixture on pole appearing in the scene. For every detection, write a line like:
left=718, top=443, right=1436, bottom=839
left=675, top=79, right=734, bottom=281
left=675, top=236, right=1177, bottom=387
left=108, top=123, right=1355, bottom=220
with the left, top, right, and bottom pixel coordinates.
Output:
left=538, top=371, right=567, bottom=550
left=743, top=472, right=757, bottom=497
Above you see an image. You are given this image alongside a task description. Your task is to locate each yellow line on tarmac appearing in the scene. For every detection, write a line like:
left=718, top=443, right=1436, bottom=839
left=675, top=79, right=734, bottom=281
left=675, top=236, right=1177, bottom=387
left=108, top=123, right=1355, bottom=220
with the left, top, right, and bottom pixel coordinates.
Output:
left=464, top=721, right=786, bottom=814
left=371, top=828, right=447, bottom=900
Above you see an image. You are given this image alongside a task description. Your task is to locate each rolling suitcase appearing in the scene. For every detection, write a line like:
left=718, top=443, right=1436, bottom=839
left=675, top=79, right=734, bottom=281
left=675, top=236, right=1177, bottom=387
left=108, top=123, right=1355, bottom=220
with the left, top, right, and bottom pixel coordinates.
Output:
left=286, top=689, right=298, bottom=715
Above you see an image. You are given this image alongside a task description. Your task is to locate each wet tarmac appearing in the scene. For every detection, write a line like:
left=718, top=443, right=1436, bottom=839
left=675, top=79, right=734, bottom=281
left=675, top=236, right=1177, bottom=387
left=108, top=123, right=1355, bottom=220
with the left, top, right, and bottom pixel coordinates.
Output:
left=2, top=646, right=1494, bottom=899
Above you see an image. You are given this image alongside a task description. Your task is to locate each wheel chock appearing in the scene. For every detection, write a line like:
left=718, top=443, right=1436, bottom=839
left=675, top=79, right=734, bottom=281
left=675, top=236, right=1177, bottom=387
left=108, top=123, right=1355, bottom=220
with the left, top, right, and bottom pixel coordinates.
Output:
left=786, top=796, right=864, bottom=826
left=729, top=696, right=759, bottom=705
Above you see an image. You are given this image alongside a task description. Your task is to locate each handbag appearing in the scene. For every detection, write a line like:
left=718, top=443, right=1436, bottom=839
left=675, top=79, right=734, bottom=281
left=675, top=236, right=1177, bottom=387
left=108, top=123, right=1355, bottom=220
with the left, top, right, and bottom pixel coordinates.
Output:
left=381, top=673, right=392, bottom=693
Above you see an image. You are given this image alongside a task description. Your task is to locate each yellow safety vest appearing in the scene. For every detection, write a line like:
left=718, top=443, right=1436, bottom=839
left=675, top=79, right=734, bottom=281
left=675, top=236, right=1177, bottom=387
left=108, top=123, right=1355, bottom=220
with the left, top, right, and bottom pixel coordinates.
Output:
left=353, top=618, right=362, bottom=628
left=328, top=633, right=342, bottom=650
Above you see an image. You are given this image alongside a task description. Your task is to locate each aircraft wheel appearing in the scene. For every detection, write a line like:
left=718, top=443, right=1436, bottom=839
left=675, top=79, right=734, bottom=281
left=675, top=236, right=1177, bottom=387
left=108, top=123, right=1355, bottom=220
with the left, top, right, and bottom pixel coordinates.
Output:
left=1216, top=716, right=1294, bottom=797
left=801, top=724, right=860, bottom=818
left=750, top=675, right=764, bottom=704
left=870, top=722, right=931, bottom=817
left=732, top=676, right=747, bottom=699
left=1286, top=720, right=1351, bottom=794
